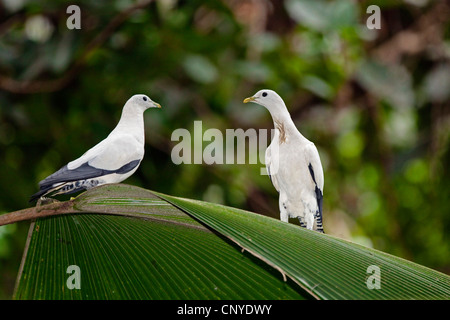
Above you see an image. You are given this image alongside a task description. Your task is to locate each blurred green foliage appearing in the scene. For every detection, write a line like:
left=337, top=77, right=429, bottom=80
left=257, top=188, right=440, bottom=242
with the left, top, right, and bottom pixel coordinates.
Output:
left=0, top=0, right=449, bottom=299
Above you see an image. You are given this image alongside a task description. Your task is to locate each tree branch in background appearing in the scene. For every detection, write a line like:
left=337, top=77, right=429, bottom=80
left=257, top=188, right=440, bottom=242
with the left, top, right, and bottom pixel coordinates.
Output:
left=373, top=1, right=450, bottom=64
left=0, top=0, right=155, bottom=94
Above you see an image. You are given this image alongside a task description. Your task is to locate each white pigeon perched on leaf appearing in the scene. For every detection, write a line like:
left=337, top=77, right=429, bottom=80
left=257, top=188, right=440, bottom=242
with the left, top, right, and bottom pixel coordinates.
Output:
left=30, top=94, right=161, bottom=202
left=244, top=89, right=325, bottom=233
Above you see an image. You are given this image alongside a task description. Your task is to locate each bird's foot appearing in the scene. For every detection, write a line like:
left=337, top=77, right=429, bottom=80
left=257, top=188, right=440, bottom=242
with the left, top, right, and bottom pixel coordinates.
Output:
left=36, top=197, right=60, bottom=207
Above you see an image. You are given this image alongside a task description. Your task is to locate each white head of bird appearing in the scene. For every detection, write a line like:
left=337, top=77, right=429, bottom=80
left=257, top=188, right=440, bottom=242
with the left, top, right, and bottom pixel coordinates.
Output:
left=244, top=89, right=298, bottom=133
left=115, top=94, right=161, bottom=135
left=126, top=94, right=161, bottom=112
left=243, top=89, right=289, bottom=119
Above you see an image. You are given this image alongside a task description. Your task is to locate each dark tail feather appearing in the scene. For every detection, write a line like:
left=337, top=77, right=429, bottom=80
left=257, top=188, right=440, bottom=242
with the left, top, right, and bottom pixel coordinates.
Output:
left=316, top=224, right=325, bottom=233
left=29, top=188, right=49, bottom=203
left=315, top=212, right=325, bottom=233
left=30, top=182, right=87, bottom=203
left=29, top=183, right=60, bottom=203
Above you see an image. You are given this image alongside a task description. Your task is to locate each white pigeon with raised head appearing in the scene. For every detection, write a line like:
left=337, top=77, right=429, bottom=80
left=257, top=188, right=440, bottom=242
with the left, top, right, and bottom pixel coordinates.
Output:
left=30, top=94, right=161, bottom=202
left=244, top=89, right=324, bottom=232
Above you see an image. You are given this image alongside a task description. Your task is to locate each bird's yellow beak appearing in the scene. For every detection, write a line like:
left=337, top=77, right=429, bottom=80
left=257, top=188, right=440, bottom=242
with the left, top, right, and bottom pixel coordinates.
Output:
left=243, top=96, right=256, bottom=104
left=154, top=102, right=162, bottom=109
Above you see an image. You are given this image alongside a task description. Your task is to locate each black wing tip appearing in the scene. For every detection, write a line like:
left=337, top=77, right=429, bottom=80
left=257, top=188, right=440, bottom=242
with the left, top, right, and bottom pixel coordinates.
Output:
left=308, top=163, right=316, bottom=184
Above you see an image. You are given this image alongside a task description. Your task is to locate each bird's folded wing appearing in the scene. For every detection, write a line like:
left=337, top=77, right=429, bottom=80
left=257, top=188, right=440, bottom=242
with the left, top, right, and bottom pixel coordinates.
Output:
left=39, top=135, right=143, bottom=188
left=304, top=143, right=324, bottom=218
left=84, top=134, right=144, bottom=170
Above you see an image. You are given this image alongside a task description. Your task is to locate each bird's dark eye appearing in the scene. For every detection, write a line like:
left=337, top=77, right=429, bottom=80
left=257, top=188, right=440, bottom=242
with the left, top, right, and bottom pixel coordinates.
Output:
left=262, top=92, right=268, bottom=97
left=143, top=96, right=148, bottom=101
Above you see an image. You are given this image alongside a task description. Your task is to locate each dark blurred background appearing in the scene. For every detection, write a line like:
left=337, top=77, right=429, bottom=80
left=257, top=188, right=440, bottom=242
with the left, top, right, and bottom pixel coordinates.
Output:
left=0, top=0, right=449, bottom=299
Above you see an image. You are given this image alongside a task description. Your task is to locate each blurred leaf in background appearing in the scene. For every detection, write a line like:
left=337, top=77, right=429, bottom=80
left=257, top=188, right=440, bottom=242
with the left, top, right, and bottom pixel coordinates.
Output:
left=0, top=0, right=449, bottom=299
